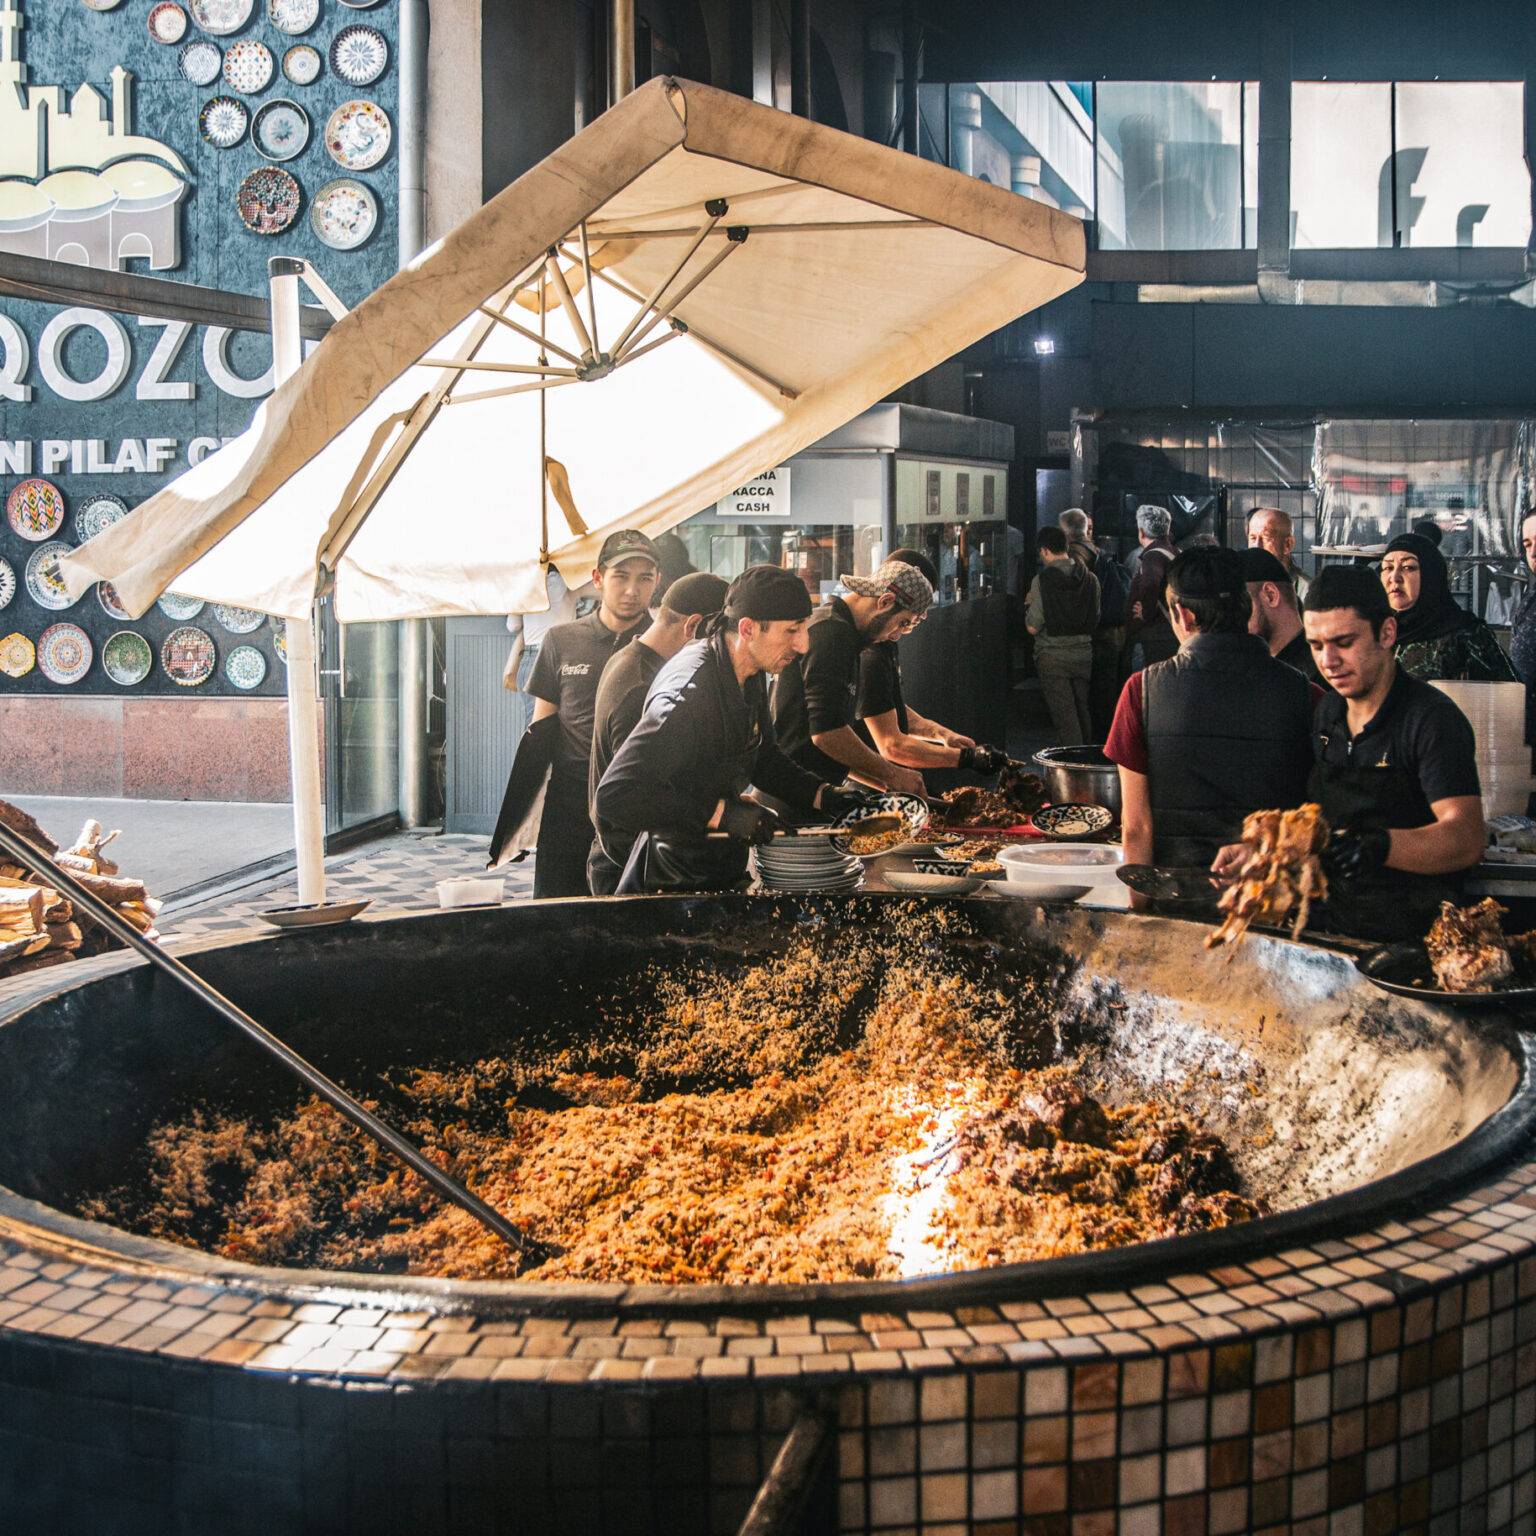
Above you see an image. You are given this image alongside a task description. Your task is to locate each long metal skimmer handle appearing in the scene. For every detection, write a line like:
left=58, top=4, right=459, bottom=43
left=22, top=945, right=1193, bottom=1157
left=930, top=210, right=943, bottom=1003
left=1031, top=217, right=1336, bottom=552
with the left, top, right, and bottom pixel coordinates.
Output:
left=0, top=820, right=550, bottom=1266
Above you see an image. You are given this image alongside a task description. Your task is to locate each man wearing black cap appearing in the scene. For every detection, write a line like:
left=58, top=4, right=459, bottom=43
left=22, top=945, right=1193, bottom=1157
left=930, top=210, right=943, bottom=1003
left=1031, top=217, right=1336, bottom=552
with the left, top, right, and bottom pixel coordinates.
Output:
left=1105, top=546, right=1315, bottom=876
left=1214, top=564, right=1485, bottom=942
left=525, top=529, right=660, bottom=897
left=586, top=570, right=729, bottom=894
left=594, top=565, right=870, bottom=892
left=1241, top=547, right=1320, bottom=683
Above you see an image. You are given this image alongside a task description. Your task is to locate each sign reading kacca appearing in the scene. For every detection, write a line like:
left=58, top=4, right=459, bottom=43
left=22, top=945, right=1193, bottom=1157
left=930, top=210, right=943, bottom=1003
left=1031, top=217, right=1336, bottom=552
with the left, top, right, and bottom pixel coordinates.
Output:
left=0, top=0, right=190, bottom=271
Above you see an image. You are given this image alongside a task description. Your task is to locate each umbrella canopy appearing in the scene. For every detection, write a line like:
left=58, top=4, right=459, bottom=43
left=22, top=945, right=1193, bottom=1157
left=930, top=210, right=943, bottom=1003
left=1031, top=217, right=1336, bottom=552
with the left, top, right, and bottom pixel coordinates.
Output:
left=63, top=77, right=1084, bottom=622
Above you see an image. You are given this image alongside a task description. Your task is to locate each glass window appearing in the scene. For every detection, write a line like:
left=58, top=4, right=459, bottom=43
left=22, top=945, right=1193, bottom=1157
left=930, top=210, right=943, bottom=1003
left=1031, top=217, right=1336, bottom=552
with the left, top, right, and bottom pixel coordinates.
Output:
left=893, top=459, right=1009, bottom=604
left=1291, top=84, right=1392, bottom=248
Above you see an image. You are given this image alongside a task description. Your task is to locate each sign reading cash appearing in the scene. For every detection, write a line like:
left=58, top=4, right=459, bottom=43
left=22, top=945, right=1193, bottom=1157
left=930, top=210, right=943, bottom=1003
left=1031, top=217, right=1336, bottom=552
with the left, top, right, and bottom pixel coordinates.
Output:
left=715, top=467, right=791, bottom=518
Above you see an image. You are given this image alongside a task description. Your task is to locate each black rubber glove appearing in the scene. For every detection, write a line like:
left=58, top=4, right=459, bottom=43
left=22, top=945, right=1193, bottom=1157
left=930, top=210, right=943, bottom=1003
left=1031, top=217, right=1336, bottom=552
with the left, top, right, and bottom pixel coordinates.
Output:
left=958, top=744, right=1007, bottom=775
left=817, top=784, right=881, bottom=821
left=1322, top=825, right=1391, bottom=884
left=718, top=799, right=786, bottom=845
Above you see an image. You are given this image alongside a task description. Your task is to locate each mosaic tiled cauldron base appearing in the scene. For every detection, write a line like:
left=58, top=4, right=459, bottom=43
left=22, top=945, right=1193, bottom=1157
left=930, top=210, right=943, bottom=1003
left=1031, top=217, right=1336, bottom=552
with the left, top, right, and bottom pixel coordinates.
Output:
left=1, top=898, right=1534, bottom=1536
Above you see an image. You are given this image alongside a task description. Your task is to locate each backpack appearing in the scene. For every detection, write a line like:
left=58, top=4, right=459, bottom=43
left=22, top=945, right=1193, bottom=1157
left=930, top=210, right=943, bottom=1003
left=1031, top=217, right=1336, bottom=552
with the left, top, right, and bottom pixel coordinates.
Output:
left=1094, top=548, right=1130, bottom=628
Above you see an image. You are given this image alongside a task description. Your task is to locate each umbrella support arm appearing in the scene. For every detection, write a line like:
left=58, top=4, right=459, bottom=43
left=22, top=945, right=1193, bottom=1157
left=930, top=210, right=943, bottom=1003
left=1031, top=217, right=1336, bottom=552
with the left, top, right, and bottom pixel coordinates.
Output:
left=0, top=820, right=548, bottom=1267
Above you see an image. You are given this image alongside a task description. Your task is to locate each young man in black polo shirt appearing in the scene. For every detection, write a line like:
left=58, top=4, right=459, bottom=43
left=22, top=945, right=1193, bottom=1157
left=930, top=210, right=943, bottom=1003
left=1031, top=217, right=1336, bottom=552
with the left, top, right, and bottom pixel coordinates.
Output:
left=1214, top=564, right=1485, bottom=942
left=525, top=529, right=660, bottom=897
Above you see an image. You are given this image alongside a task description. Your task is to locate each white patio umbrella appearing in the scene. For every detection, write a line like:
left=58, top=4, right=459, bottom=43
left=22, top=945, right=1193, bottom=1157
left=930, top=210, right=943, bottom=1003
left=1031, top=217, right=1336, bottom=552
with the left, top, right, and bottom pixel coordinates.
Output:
left=61, top=76, right=1085, bottom=894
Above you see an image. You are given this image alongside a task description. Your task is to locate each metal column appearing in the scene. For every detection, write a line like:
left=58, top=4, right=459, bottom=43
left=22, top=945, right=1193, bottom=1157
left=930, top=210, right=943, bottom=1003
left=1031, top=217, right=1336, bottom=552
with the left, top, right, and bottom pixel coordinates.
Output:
left=610, top=0, right=635, bottom=106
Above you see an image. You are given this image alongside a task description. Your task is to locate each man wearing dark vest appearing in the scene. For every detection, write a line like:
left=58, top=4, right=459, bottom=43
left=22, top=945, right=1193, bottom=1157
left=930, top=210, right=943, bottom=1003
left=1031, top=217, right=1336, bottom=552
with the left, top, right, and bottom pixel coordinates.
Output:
left=1105, top=546, right=1316, bottom=878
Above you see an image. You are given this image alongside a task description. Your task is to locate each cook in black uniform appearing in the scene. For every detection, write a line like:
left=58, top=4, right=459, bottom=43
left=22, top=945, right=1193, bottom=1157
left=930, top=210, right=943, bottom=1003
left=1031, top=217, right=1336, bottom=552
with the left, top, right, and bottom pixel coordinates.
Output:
left=586, top=570, right=729, bottom=895
left=1241, top=547, right=1320, bottom=683
left=526, top=529, right=660, bottom=897
left=593, top=566, right=870, bottom=893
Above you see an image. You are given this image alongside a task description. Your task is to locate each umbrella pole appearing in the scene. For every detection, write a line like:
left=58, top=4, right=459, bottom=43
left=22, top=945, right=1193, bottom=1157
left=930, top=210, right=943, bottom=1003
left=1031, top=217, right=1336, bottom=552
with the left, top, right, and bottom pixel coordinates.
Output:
left=270, top=259, right=327, bottom=905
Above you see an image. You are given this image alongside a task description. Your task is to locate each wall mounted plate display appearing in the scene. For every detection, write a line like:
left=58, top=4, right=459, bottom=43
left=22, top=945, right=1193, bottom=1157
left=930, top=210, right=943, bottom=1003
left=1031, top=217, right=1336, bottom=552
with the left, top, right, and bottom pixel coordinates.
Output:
left=157, top=592, right=206, bottom=621
left=310, top=177, right=377, bottom=250
left=325, top=98, right=391, bottom=170
left=223, top=38, right=274, bottom=93
left=188, top=0, right=253, bottom=35
left=102, top=631, right=154, bottom=687
left=162, top=626, right=217, bottom=686
left=252, top=99, right=309, bottom=161
left=329, top=24, right=388, bottom=86
left=148, top=3, right=189, bottom=44
left=271, top=623, right=288, bottom=664
left=224, top=644, right=268, bottom=690
left=24, top=544, right=76, bottom=611
left=266, top=0, right=318, bottom=33
left=37, top=624, right=93, bottom=686
left=6, top=478, right=65, bottom=542
left=0, top=558, right=14, bottom=612
left=97, top=582, right=131, bottom=621
left=75, top=492, right=130, bottom=543
left=213, top=603, right=264, bottom=634
left=237, top=166, right=301, bottom=234
left=0, top=634, right=35, bottom=680
left=282, top=44, right=320, bottom=85
left=179, top=40, right=223, bottom=85
left=199, top=95, right=249, bottom=148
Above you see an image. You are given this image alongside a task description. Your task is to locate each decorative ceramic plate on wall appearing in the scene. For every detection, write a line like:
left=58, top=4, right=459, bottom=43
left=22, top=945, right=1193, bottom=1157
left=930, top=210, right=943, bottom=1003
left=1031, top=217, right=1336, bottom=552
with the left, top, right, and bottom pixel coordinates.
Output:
left=237, top=166, right=302, bottom=234
left=75, top=492, right=129, bottom=542
left=80, top=0, right=125, bottom=11
left=148, top=3, right=189, bottom=44
left=162, top=626, right=217, bottom=686
left=253, top=99, right=310, bottom=161
left=337, top=0, right=383, bottom=7
left=325, top=99, right=391, bottom=170
left=6, top=478, right=65, bottom=541
left=0, top=558, right=14, bottom=612
left=188, top=0, right=253, bottom=35
left=199, top=95, right=249, bottom=148
left=271, top=624, right=289, bottom=663
left=224, top=38, right=274, bottom=93
left=267, top=0, right=318, bottom=33
left=24, top=544, right=76, bottom=611
left=282, top=44, right=321, bottom=85
left=157, top=592, right=206, bottom=621
left=213, top=603, right=265, bottom=634
left=179, top=40, right=223, bottom=85
left=329, top=25, right=388, bottom=85
left=224, top=645, right=268, bottom=689
left=0, top=634, right=35, bottom=680
left=102, top=631, right=154, bottom=687
left=97, top=582, right=131, bottom=621
left=310, top=177, right=377, bottom=250
left=37, top=624, right=93, bottom=686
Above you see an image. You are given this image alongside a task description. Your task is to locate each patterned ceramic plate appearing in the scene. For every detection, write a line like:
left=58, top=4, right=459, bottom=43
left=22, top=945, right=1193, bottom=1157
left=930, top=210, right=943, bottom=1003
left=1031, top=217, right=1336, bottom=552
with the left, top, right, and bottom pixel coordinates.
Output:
left=213, top=602, right=264, bottom=634
left=102, top=630, right=154, bottom=687
left=0, top=557, right=14, bottom=612
left=199, top=95, right=249, bottom=148
left=24, top=544, right=76, bottom=611
left=188, top=0, right=253, bottom=35
left=98, top=581, right=130, bottom=621
left=80, top=0, right=125, bottom=10
left=179, top=39, right=223, bottom=85
left=224, top=38, right=274, bottom=93
left=266, top=0, right=317, bottom=32
left=162, top=626, right=217, bottom=686
left=6, top=477, right=65, bottom=541
left=325, top=99, right=391, bottom=170
left=148, top=2, right=188, bottom=43
left=271, top=621, right=289, bottom=664
left=253, top=98, right=309, bottom=161
left=329, top=24, right=388, bottom=85
left=282, top=43, right=321, bottom=85
left=0, top=633, right=35, bottom=679
left=310, top=177, right=377, bottom=250
left=75, top=491, right=129, bottom=542
left=337, top=0, right=382, bottom=6
left=237, top=166, right=301, bottom=234
left=37, top=623, right=92, bottom=686
left=158, top=592, right=206, bottom=621
left=225, top=644, right=268, bottom=690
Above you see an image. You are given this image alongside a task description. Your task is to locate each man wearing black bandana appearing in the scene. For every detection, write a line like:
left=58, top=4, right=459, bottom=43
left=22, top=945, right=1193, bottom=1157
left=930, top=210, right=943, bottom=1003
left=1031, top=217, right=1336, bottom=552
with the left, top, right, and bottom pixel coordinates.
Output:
left=593, top=565, right=871, bottom=893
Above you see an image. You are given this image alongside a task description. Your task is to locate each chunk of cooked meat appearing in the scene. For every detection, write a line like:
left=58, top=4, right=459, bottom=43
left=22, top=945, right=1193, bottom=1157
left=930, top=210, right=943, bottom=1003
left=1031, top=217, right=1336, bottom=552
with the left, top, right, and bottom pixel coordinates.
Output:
left=1426, top=898, right=1513, bottom=993
left=1207, top=804, right=1330, bottom=950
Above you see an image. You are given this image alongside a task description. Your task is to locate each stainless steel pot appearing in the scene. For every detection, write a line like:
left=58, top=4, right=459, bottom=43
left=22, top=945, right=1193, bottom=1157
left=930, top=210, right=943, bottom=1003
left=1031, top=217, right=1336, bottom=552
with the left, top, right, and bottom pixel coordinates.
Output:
left=1033, top=745, right=1122, bottom=818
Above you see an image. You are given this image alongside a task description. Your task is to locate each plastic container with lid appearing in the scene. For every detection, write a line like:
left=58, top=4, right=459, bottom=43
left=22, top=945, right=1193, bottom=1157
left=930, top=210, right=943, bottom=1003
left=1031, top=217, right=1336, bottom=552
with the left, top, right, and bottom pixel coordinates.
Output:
left=997, top=842, right=1124, bottom=889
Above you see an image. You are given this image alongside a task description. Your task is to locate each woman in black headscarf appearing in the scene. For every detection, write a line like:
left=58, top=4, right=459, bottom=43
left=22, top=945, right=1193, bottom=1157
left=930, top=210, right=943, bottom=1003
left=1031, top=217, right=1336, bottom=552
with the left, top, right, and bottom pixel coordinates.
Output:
left=1378, top=531, right=1516, bottom=682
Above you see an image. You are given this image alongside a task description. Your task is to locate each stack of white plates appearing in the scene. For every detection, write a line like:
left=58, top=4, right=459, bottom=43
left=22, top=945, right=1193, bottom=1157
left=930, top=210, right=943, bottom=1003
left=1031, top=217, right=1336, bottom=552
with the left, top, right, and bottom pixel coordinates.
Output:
left=1431, top=681, right=1531, bottom=819
left=751, top=834, right=864, bottom=893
